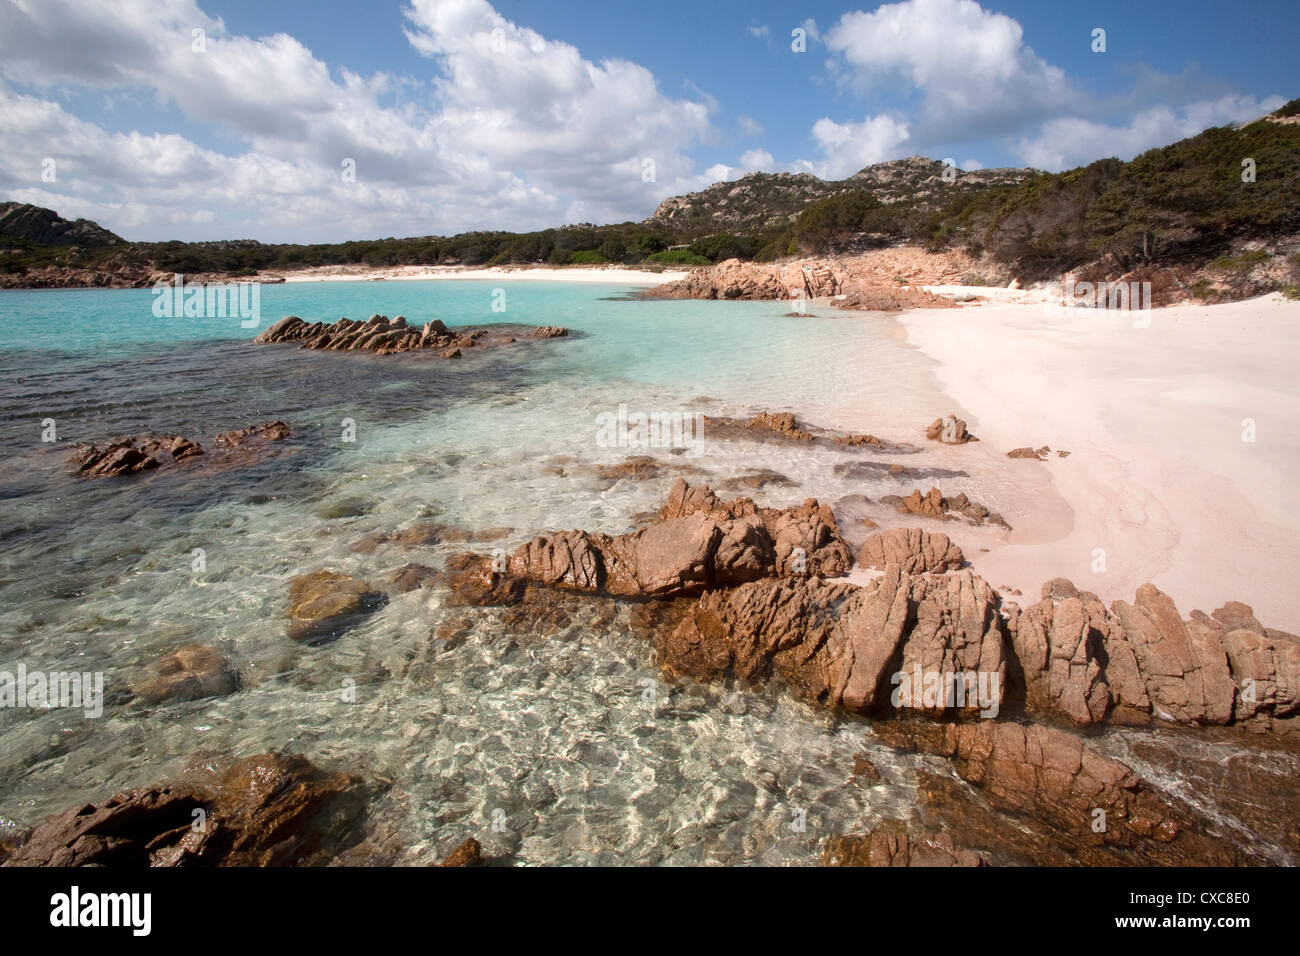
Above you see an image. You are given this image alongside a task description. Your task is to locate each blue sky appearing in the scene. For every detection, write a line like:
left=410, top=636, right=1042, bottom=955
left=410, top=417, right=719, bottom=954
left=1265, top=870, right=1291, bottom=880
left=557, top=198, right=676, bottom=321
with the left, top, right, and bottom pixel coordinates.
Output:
left=0, top=0, right=1292, bottom=242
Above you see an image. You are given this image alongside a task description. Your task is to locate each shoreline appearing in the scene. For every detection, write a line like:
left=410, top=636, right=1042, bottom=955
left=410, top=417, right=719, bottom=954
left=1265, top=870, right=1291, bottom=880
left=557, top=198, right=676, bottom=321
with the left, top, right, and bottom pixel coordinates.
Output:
left=897, top=291, right=1300, bottom=631
left=268, top=263, right=688, bottom=285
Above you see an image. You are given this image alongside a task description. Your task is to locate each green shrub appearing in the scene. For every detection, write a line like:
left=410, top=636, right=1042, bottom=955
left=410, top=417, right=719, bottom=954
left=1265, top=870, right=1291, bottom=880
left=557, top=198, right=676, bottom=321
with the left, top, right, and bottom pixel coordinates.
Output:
left=645, top=249, right=711, bottom=266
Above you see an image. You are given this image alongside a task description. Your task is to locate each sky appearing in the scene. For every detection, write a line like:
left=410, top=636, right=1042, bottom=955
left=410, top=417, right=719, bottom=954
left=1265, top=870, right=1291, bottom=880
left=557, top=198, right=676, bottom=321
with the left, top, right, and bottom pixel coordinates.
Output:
left=0, top=0, right=1292, bottom=243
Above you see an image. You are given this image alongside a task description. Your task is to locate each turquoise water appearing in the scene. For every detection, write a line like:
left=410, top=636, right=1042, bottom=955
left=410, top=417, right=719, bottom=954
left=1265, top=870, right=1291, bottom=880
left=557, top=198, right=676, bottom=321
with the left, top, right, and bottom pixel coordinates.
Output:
left=7, top=278, right=1280, bottom=865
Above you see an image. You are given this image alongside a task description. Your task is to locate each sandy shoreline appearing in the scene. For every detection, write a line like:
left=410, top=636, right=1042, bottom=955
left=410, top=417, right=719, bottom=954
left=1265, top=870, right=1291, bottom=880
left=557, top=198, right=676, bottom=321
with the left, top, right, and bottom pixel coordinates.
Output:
left=267, top=263, right=687, bottom=285
left=898, top=291, right=1300, bottom=631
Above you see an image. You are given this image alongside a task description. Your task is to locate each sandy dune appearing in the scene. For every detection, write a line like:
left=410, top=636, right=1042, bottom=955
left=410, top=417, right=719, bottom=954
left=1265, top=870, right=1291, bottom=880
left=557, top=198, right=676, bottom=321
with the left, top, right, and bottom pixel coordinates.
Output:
left=900, top=291, right=1300, bottom=631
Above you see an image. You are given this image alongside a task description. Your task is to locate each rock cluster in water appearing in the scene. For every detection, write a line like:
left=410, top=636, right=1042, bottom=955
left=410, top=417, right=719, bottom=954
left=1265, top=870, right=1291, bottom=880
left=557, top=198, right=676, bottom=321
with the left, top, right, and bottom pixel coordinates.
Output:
left=253, top=314, right=567, bottom=355
left=71, top=420, right=290, bottom=478
left=436, top=479, right=1299, bottom=737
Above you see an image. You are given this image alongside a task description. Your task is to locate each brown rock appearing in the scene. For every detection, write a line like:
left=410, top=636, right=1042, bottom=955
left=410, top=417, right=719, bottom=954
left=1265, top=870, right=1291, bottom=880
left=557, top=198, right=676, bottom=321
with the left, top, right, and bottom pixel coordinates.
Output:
left=214, top=421, right=291, bottom=446
left=2, top=753, right=366, bottom=867
left=925, top=415, right=976, bottom=444
left=857, top=528, right=964, bottom=573
left=1007, top=446, right=1049, bottom=460
left=286, top=570, right=386, bottom=641
left=439, top=837, right=482, bottom=867
left=387, top=563, right=440, bottom=594
left=1111, top=583, right=1235, bottom=725
left=823, top=829, right=986, bottom=867
left=133, top=644, right=239, bottom=705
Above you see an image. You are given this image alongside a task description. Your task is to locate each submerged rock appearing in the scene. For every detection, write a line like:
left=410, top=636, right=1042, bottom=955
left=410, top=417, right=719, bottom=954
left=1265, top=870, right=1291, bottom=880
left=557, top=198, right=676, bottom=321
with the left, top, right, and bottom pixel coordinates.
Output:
left=1, top=753, right=367, bottom=867
left=133, top=644, right=240, bottom=705
left=823, top=828, right=987, bottom=867
left=286, top=569, right=386, bottom=641
left=73, top=434, right=203, bottom=477
left=439, top=837, right=482, bottom=866
left=71, top=421, right=291, bottom=478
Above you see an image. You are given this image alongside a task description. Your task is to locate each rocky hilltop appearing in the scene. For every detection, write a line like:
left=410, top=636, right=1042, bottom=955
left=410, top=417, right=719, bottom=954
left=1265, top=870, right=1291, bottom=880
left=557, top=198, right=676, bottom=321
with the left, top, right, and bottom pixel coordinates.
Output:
left=648, top=157, right=1038, bottom=233
left=0, top=201, right=123, bottom=248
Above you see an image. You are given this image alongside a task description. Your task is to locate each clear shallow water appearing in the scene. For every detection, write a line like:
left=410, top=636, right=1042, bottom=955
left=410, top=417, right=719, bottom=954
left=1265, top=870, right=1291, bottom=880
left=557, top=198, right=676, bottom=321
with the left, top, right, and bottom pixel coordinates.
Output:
left=0, top=279, right=1286, bottom=865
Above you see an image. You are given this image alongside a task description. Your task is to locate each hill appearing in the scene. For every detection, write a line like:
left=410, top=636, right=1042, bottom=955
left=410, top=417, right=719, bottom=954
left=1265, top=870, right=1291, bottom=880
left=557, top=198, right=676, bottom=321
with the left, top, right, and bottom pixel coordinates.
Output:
left=0, top=202, right=124, bottom=248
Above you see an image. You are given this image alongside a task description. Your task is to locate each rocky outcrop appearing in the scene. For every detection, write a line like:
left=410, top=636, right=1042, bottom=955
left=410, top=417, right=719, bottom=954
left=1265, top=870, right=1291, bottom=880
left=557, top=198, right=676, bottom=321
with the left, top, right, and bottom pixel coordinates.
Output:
left=132, top=644, right=240, bottom=706
left=1111, top=584, right=1238, bottom=726
left=823, top=828, right=987, bottom=867
left=286, top=570, right=386, bottom=641
left=871, top=720, right=1247, bottom=864
left=1007, top=446, right=1050, bottom=460
left=253, top=314, right=567, bottom=355
left=1006, top=579, right=1300, bottom=732
left=857, top=527, right=964, bottom=573
left=214, top=420, right=291, bottom=446
left=832, top=287, right=959, bottom=312
left=658, top=566, right=1004, bottom=718
left=1, top=753, right=367, bottom=867
left=73, top=434, right=203, bottom=476
left=925, top=415, right=977, bottom=444
left=448, top=481, right=852, bottom=603
left=741, top=411, right=813, bottom=442
left=890, top=486, right=1009, bottom=527
left=71, top=422, right=290, bottom=478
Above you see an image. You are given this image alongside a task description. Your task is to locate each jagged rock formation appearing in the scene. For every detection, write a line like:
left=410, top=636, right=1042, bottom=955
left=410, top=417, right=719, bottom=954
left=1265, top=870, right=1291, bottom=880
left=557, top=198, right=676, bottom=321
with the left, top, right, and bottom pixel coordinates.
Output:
left=70, top=420, right=290, bottom=478
left=253, top=314, right=567, bottom=355
left=432, top=482, right=1299, bottom=735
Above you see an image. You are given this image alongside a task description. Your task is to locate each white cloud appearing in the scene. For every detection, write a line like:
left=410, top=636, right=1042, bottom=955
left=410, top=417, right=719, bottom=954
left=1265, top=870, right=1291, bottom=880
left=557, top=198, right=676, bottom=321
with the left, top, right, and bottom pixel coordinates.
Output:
left=738, top=149, right=776, bottom=173
left=1013, top=94, right=1287, bottom=171
left=808, top=114, right=912, bottom=179
left=826, top=0, right=1069, bottom=126
left=0, top=0, right=715, bottom=240
left=803, top=0, right=1285, bottom=178
left=737, top=115, right=764, bottom=137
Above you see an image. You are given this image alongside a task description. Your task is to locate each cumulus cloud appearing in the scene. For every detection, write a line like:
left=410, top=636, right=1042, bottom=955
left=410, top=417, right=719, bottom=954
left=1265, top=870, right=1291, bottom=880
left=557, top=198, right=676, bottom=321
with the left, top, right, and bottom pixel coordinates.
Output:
left=0, top=0, right=715, bottom=240
left=801, top=0, right=1286, bottom=175
left=808, top=114, right=912, bottom=179
left=1013, top=94, right=1287, bottom=170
